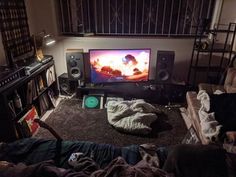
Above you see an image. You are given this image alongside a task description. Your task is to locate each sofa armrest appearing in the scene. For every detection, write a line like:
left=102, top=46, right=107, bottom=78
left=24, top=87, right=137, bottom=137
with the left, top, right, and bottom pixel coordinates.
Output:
left=186, top=91, right=209, bottom=144
left=224, top=85, right=236, bottom=93
left=198, top=83, right=225, bottom=94
left=224, top=68, right=236, bottom=93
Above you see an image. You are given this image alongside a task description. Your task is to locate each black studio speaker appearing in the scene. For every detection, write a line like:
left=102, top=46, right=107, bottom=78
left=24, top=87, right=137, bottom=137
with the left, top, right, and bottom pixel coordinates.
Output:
left=83, top=52, right=91, bottom=83
left=155, top=50, right=175, bottom=83
left=58, top=73, right=78, bottom=96
left=66, top=51, right=84, bottom=80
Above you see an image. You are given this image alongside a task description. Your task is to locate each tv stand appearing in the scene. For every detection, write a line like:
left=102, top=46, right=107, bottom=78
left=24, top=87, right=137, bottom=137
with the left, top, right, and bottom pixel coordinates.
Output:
left=77, top=82, right=187, bottom=104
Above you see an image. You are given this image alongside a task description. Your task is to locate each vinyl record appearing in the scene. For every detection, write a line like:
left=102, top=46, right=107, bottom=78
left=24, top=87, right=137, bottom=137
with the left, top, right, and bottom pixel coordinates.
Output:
left=82, top=95, right=104, bottom=109
left=85, top=96, right=99, bottom=108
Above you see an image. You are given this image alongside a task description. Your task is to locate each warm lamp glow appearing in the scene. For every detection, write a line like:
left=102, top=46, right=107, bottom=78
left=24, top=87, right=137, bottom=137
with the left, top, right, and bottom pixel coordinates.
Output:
left=43, top=34, right=56, bottom=46
left=33, top=31, right=56, bottom=62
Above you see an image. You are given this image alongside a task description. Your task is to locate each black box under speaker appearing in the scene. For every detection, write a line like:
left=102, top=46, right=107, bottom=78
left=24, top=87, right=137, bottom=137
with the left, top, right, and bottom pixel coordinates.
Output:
left=58, top=73, right=78, bottom=96
left=155, top=50, right=175, bottom=83
left=66, top=51, right=84, bottom=80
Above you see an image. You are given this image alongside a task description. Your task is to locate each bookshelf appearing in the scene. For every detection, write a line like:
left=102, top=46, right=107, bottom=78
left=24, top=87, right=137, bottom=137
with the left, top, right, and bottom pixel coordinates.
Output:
left=0, top=60, right=58, bottom=142
left=187, top=23, right=236, bottom=86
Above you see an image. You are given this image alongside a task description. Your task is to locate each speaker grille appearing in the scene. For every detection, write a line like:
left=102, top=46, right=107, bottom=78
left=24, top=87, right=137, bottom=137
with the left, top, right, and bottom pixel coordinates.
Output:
left=70, top=68, right=81, bottom=78
left=58, top=73, right=78, bottom=96
left=158, top=70, right=170, bottom=81
left=155, top=51, right=175, bottom=83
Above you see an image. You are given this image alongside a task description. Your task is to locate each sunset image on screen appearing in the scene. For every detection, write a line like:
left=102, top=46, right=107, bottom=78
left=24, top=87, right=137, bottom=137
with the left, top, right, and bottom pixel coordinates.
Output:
left=89, top=49, right=150, bottom=83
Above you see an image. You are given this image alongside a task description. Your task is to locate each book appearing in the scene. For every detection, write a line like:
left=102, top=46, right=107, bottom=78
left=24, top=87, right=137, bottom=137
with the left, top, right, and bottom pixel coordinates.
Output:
left=32, top=79, right=37, bottom=100
left=26, top=80, right=33, bottom=104
left=39, top=93, right=51, bottom=115
left=36, top=75, right=45, bottom=93
left=46, top=66, right=56, bottom=86
left=18, top=106, right=40, bottom=136
left=43, top=93, right=50, bottom=109
left=48, top=89, right=57, bottom=107
left=8, top=100, right=16, bottom=117
left=39, top=96, right=45, bottom=115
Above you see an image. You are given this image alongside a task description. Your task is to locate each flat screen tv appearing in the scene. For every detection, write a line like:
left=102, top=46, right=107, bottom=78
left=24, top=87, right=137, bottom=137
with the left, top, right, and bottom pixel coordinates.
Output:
left=89, top=49, right=151, bottom=84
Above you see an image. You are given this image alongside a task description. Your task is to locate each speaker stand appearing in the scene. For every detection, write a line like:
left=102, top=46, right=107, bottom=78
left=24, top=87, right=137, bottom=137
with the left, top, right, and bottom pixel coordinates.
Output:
left=78, top=80, right=85, bottom=87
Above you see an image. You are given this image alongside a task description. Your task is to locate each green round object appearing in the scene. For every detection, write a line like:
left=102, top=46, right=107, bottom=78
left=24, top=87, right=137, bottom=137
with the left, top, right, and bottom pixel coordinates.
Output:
left=85, top=96, right=99, bottom=108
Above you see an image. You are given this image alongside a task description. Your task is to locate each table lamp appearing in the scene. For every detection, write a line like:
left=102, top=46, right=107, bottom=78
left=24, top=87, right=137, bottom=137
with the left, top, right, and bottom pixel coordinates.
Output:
left=33, top=30, right=56, bottom=62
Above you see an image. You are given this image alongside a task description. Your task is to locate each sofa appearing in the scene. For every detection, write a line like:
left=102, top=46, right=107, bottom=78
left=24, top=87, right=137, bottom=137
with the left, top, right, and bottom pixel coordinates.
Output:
left=186, top=67, right=236, bottom=144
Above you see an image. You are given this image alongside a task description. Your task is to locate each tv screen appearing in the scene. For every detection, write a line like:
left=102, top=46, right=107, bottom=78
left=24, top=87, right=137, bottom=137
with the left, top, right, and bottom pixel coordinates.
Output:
left=89, top=49, right=151, bottom=84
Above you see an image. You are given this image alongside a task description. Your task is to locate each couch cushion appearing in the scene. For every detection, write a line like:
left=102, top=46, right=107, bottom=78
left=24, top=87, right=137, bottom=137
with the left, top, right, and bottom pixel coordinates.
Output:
left=198, top=83, right=225, bottom=94
left=223, top=67, right=236, bottom=93
left=209, top=93, right=236, bottom=138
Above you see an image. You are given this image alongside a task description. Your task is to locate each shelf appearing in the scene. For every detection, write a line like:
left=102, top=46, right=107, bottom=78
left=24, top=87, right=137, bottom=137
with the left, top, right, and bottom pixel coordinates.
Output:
left=188, top=22, right=236, bottom=86
left=0, top=58, right=58, bottom=142
left=3, top=60, right=55, bottom=94
left=206, top=29, right=235, bottom=33
left=190, top=66, right=224, bottom=72
left=194, top=43, right=232, bottom=53
left=195, top=48, right=232, bottom=53
left=206, top=23, right=236, bottom=33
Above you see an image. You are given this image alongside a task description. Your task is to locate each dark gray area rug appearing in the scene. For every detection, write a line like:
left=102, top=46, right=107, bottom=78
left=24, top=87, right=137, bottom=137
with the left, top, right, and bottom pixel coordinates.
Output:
left=35, top=98, right=187, bottom=147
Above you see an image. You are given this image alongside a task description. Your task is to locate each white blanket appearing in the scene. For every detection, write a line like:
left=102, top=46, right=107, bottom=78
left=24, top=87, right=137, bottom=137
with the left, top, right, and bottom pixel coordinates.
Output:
left=107, top=99, right=158, bottom=135
left=197, top=90, right=223, bottom=141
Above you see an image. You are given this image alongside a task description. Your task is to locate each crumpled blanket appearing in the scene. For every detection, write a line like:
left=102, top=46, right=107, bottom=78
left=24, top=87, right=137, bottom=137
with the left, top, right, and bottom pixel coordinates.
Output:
left=0, top=157, right=169, bottom=177
left=197, top=90, right=223, bottom=141
left=107, top=99, right=158, bottom=135
left=92, top=157, right=168, bottom=177
left=0, top=160, right=87, bottom=177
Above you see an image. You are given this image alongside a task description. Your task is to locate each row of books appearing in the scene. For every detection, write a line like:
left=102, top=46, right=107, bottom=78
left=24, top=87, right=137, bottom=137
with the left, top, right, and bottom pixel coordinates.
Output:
left=26, top=79, right=37, bottom=105
left=16, top=88, right=57, bottom=138
left=12, top=66, right=57, bottom=138
left=26, top=66, right=56, bottom=105
left=46, top=66, right=56, bottom=87
left=38, top=92, right=51, bottom=116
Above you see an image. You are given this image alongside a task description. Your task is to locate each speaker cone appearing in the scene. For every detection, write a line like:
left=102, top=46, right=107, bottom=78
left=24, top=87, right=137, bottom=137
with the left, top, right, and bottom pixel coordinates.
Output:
left=158, top=69, right=170, bottom=81
left=71, top=68, right=81, bottom=79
